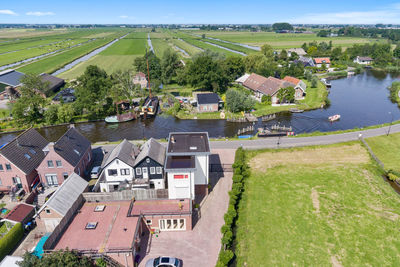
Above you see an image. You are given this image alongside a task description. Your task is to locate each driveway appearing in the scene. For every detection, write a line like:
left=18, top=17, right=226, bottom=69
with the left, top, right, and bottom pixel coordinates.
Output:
left=138, top=149, right=234, bottom=267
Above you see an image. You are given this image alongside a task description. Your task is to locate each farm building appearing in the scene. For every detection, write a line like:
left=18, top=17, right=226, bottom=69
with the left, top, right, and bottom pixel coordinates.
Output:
left=0, top=69, right=24, bottom=100
left=39, top=73, right=65, bottom=95
left=287, top=48, right=307, bottom=57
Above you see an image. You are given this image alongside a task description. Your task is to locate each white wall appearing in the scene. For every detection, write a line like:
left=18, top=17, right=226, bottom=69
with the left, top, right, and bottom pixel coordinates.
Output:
left=194, top=155, right=208, bottom=185
left=167, top=171, right=194, bottom=200
left=152, top=179, right=165, bottom=189
left=103, top=159, right=134, bottom=182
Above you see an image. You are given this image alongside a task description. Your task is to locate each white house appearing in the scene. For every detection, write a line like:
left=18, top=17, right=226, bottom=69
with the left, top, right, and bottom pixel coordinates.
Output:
left=354, top=56, right=373, bottom=65
left=165, top=132, right=210, bottom=200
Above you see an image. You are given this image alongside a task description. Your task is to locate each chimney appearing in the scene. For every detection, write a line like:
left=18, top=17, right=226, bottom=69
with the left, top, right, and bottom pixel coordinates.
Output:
left=69, top=124, right=75, bottom=129
left=42, top=142, right=54, bottom=155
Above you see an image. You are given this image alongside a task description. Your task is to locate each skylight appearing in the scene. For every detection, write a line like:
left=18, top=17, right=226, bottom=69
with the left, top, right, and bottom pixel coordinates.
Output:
left=94, top=205, right=105, bottom=212
left=73, top=149, right=80, bottom=155
left=85, top=222, right=98, bottom=229
left=29, top=148, right=36, bottom=155
left=24, top=154, right=31, bottom=160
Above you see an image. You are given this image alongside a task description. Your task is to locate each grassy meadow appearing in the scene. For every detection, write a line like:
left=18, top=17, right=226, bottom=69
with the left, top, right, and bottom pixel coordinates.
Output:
left=236, top=142, right=400, bottom=266
left=366, top=132, right=400, bottom=171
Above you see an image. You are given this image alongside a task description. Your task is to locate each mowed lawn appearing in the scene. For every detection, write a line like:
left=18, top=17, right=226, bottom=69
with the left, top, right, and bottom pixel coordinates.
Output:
left=366, top=132, right=400, bottom=171
left=193, top=31, right=381, bottom=49
left=236, top=143, right=400, bottom=266
left=59, top=31, right=147, bottom=79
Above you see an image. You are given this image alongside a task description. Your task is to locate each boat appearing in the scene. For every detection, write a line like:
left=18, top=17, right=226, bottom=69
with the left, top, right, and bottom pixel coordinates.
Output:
left=105, top=100, right=136, bottom=123
left=140, top=96, right=159, bottom=117
left=321, top=78, right=332, bottom=87
left=257, top=127, right=291, bottom=138
left=289, top=108, right=304, bottom=113
left=328, top=114, right=341, bottom=122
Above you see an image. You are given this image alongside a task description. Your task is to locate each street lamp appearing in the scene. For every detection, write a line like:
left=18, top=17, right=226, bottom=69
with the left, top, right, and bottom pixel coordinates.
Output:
left=387, top=111, right=393, bottom=136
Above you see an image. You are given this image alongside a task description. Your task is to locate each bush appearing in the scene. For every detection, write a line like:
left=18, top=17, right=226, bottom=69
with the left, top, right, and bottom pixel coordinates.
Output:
left=226, top=89, right=255, bottom=113
left=261, top=95, right=271, bottom=104
left=388, top=173, right=398, bottom=181
left=0, top=222, right=23, bottom=261
left=217, top=249, right=234, bottom=266
left=311, top=76, right=319, bottom=88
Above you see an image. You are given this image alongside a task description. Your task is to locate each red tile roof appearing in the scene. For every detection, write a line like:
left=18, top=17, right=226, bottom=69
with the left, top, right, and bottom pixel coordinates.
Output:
left=242, top=73, right=268, bottom=92
left=4, top=203, right=34, bottom=223
left=283, top=76, right=300, bottom=85
left=314, top=57, right=331, bottom=64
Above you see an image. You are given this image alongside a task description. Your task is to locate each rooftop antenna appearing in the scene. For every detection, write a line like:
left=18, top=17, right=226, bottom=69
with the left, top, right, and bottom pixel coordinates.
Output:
left=146, top=47, right=152, bottom=98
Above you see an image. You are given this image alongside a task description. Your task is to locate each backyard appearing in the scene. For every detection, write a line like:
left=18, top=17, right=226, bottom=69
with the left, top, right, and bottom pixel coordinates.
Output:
left=236, top=142, right=400, bottom=266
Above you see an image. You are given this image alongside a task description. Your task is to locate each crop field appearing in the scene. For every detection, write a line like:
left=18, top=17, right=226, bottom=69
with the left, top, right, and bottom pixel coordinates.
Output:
left=200, top=37, right=256, bottom=55
left=189, top=31, right=381, bottom=49
left=236, top=142, right=400, bottom=266
left=0, top=28, right=69, bottom=38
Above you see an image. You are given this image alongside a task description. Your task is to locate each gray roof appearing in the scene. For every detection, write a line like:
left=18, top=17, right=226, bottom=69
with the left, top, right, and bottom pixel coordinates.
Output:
left=39, top=173, right=88, bottom=216
left=39, top=73, right=65, bottom=91
left=53, top=127, right=91, bottom=167
left=197, top=93, right=220, bottom=105
left=0, top=69, right=24, bottom=87
left=101, top=139, right=138, bottom=168
left=167, top=132, right=210, bottom=154
left=0, top=128, right=48, bottom=174
left=135, top=138, right=165, bottom=166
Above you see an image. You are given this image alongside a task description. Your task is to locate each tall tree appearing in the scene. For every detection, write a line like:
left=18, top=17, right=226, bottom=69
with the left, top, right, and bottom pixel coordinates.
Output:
left=17, top=250, right=93, bottom=267
left=161, top=49, right=181, bottom=84
left=133, top=51, right=162, bottom=81
left=222, top=56, right=245, bottom=81
left=111, top=70, right=140, bottom=102
left=260, top=44, right=274, bottom=59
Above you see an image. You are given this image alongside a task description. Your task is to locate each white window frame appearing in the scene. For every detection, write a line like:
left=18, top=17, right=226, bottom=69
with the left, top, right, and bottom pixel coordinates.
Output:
left=142, top=167, right=148, bottom=175
left=150, top=167, right=155, bottom=175
left=159, top=218, right=186, bottom=231
left=120, top=169, right=130, bottom=176
left=45, top=174, right=58, bottom=186
left=108, top=169, right=118, bottom=176
left=47, top=160, right=54, bottom=168
left=156, top=167, right=162, bottom=174
left=136, top=168, right=142, bottom=175
left=56, top=160, right=62, bottom=168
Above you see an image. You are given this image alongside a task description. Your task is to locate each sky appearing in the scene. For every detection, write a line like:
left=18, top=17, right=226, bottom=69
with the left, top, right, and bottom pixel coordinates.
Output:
left=1, top=0, right=400, bottom=24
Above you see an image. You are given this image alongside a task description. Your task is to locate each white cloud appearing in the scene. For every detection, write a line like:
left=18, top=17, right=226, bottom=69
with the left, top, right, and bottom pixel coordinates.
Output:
left=119, top=15, right=129, bottom=19
left=26, top=11, right=55, bottom=16
left=0, top=10, right=17, bottom=16
left=291, top=3, right=400, bottom=24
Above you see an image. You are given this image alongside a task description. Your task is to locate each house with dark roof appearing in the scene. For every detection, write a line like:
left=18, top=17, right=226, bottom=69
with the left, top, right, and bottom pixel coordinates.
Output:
left=39, top=73, right=65, bottom=96
left=37, top=126, right=92, bottom=187
left=294, top=56, right=315, bottom=67
left=98, top=139, right=139, bottom=192
left=133, top=138, right=166, bottom=189
left=196, top=93, right=222, bottom=112
left=0, top=128, right=49, bottom=194
left=165, top=132, right=210, bottom=200
left=0, top=69, right=24, bottom=100
left=52, top=88, right=76, bottom=103
left=35, top=173, right=88, bottom=233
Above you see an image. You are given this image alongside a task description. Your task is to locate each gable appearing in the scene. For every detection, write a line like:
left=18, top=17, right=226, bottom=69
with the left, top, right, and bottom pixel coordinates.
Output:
left=134, top=156, right=162, bottom=168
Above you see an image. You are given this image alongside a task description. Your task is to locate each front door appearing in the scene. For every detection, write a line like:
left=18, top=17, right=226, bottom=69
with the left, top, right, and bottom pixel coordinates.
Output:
left=142, top=167, right=148, bottom=179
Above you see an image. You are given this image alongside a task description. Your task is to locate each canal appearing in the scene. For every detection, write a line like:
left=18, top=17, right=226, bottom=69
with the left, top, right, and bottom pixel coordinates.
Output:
left=0, top=70, right=399, bottom=143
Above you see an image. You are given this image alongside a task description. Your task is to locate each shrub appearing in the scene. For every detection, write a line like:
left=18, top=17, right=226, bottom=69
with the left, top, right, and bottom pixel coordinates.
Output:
left=311, top=76, right=319, bottom=88
left=0, top=222, right=23, bottom=261
left=261, top=95, right=271, bottom=104
left=218, top=249, right=234, bottom=266
left=388, top=173, right=398, bottom=181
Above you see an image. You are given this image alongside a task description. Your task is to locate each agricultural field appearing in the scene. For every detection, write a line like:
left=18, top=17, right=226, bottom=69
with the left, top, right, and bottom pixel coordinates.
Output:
left=0, top=28, right=69, bottom=38
left=59, top=31, right=148, bottom=80
left=189, top=31, right=382, bottom=49
left=236, top=142, right=400, bottom=266
left=365, top=132, right=400, bottom=171
left=170, top=37, right=202, bottom=56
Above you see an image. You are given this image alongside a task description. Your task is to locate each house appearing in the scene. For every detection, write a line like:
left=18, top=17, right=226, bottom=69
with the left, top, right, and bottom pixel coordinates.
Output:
left=196, top=93, right=221, bottom=112
left=314, top=57, right=331, bottom=68
left=0, top=69, right=24, bottom=100
left=287, top=48, right=307, bottom=57
left=133, top=138, right=166, bottom=189
left=165, top=132, right=210, bottom=200
left=39, top=73, right=65, bottom=95
left=52, top=88, right=76, bottom=103
left=294, top=56, right=315, bottom=67
left=4, top=203, right=35, bottom=225
left=354, top=56, right=373, bottom=65
left=283, top=76, right=307, bottom=100
left=37, top=126, right=92, bottom=187
left=235, top=73, right=250, bottom=85
left=99, top=139, right=139, bottom=192
left=0, top=128, right=49, bottom=194
left=133, top=72, right=148, bottom=89
left=35, top=173, right=88, bottom=233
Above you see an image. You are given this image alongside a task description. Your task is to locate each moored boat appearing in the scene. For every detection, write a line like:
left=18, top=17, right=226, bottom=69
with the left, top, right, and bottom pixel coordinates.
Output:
left=321, top=78, right=331, bottom=87
left=140, top=96, right=159, bottom=117
left=289, top=108, right=304, bottom=113
left=257, top=127, right=293, bottom=137
left=328, top=114, right=341, bottom=122
left=105, top=112, right=136, bottom=123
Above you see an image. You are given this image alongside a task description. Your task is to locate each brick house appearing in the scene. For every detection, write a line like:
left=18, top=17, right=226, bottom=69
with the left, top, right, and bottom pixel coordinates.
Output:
left=0, top=128, right=48, bottom=194
left=314, top=57, right=331, bottom=68
left=282, top=76, right=307, bottom=100
left=37, top=127, right=92, bottom=187
left=133, top=72, right=148, bottom=89
left=196, top=93, right=221, bottom=112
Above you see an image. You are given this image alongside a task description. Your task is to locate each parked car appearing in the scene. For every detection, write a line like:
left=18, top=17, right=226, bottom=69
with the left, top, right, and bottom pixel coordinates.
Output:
left=145, top=256, right=182, bottom=267
left=90, top=166, right=101, bottom=179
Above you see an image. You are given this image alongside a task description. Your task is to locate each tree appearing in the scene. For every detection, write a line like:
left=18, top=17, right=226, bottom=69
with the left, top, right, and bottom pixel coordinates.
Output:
left=73, top=65, right=112, bottom=117
left=185, top=54, right=229, bottom=92
left=331, top=47, right=342, bottom=61
left=272, top=22, right=293, bottom=31
left=317, top=30, right=328, bottom=37
left=222, top=56, right=245, bottom=81
left=280, top=49, right=288, bottom=61
left=394, top=45, right=400, bottom=58
left=44, top=104, right=59, bottom=124
left=307, top=46, right=318, bottom=56
left=57, top=104, right=75, bottom=123
left=311, top=76, right=319, bottom=88
left=17, top=250, right=94, bottom=267
left=201, top=34, right=206, bottom=39
left=19, top=74, right=51, bottom=97
left=260, top=44, right=274, bottom=59
left=133, top=51, right=162, bottom=81
left=244, top=54, right=277, bottom=77
left=110, top=70, right=139, bottom=102
left=277, top=87, right=295, bottom=103
left=225, top=89, right=255, bottom=112
left=161, top=48, right=180, bottom=84
left=283, top=62, right=304, bottom=77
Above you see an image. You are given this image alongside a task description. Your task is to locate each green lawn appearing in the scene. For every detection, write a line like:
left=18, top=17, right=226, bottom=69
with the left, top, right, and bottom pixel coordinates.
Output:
left=150, top=32, right=174, bottom=58
left=365, top=132, right=400, bottom=171
left=236, top=143, right=400, bottom=266
left=100, top=31, right=147, bottom=56
left=190, top=31, right=383, bottom=49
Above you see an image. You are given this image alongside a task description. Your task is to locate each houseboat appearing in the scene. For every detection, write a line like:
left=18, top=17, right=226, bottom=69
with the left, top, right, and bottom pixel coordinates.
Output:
left=140, top=96, right=159, bottom=118
left=105, top=100, right=136, bottom=123
left=257, top=127, right=291, bottom=138
left=289, top=108, right=304, bottom=113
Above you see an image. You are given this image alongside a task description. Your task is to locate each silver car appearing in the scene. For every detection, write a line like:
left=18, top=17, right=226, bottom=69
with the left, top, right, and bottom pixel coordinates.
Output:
left=145, top=256, right=182, bottom=267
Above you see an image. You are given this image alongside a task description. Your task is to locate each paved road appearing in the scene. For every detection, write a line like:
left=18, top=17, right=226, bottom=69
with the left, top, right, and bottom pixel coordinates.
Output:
left=210, top=123, right=400, bottom=150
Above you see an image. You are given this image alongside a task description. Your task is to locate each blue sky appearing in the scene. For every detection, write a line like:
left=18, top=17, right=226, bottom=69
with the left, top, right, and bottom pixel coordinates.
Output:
left=1, top=0, right=400, bottom=24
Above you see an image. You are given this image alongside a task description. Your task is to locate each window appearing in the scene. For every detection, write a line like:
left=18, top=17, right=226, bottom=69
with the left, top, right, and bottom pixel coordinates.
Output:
left=85, top=222, right=98, bottom=229
left=0, top=164, right=3, bottom=171
left=159, top=218, right=186, bottom=231
left=0, top=178, right=2, bottom=185
left=24, top=154, right=31, bottom=160
left=146, top=158, right=150, bottom=163
left=120, top=169, right=130, bottom=176
left=94, top=205, right=105, bottom=212
left=136, top=168, right=142, bottom=175
left=29, top=148, right=37, bottom=155
left=150, top=167, right=155, bottom=174
left=73, top=149, right=80, bottom=156
left=174, top=174, right=188, bottom=179
left=63, top=172, right=68, bottom=179
left=45, top=209, right=51, bottom=214
left=5, top=164, right=11, bottom=171
left=156, top=167, right=162, bottom=174
left=47, top=160, right=54, bottom=168
left=46, top=174, right=58, bottom=186
left=56, top=160, right=62, bottom=167
left=12, top=177, right=21, bottom=184
left=108, top=169, right=118, bottom=176
left=146, top=219, right=152, bottom=225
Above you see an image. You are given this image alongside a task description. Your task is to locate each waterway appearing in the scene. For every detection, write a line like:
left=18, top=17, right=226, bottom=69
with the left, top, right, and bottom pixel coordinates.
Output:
left=204, top=41, right=246, bottom=56
left=0, top=70, right=399, bottom=144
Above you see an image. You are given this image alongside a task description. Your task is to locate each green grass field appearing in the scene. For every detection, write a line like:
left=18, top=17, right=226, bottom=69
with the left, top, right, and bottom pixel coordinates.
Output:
left=150, top=32, right=174, bottom=57
left=100, top=31, right=147, bottom=55
left=191, top=31, right=382, bottom=49
left=170, top=37, right=202, bottom=56
left=366, top=132, right=400, bottom=171
left=237, top=142, right=400, bottom=266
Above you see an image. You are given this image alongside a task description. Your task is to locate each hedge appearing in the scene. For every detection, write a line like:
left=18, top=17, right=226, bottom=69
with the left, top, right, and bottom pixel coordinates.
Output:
left=0, top=222, right=24, bottom=261
left=216, top=147, right=249, bottom=266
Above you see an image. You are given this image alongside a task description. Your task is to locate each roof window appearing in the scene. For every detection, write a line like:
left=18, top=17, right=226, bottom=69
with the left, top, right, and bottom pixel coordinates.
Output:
left=29, top=148, right=37, bottom=154
left=73, top=149, right=80, bottom=155
left=85, top=222, right=98, bottom=229
left=94, top=205, right=105, bottom=212
left=189, top=146, right=197, bottom=150
left=24, top=154, right=31, bottom=160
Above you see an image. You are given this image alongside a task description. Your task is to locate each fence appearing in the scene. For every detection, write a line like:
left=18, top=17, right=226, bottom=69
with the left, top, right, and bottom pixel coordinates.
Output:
left=83, top=189, right=168, bottom=202
left=209, top=164, right=233, bottom=173
left=360, top=137, right=385, bottom=168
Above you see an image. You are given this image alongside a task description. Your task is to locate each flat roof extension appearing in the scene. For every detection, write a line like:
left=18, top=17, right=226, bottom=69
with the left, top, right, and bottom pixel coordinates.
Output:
left=167, top=132, right=210, bottom=154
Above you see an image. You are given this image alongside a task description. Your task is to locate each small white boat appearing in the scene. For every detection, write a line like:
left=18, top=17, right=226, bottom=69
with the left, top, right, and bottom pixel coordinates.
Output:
left=328, top=114, right=341, bottom=122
